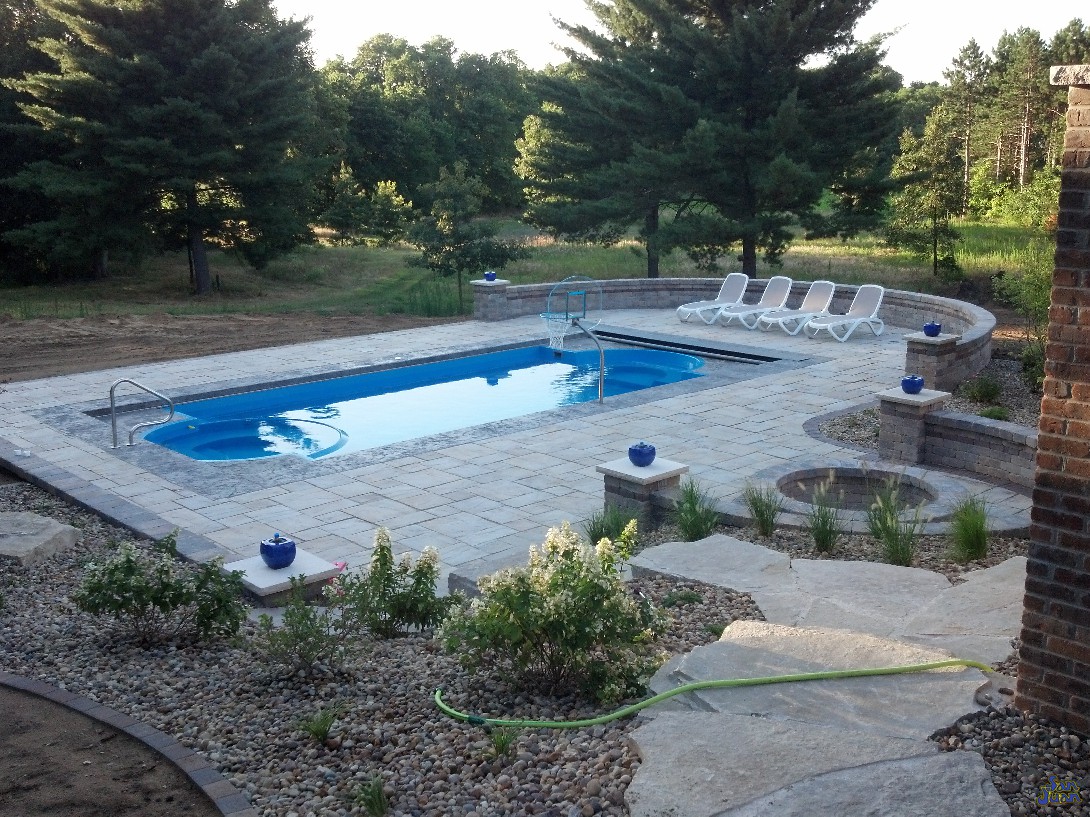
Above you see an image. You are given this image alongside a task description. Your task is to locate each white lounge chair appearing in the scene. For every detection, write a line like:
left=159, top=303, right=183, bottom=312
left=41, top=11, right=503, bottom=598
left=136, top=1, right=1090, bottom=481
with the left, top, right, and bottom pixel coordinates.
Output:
left=714, top=276, right=793, bottom=328
left=803, top=284, right=885, bottom=342
left=676, top=272, right=748, bottom=324
left=755, top=280, right=836, bottom=335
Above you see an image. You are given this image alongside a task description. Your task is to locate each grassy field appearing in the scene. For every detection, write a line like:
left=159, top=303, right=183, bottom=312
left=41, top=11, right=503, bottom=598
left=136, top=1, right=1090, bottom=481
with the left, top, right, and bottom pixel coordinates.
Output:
left=0, top=219, right=1047, bottom=320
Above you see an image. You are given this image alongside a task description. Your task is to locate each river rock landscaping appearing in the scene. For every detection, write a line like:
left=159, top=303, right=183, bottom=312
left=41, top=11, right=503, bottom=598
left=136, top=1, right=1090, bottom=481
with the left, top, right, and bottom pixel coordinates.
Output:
left=1, top=477, right=1087, bottom=816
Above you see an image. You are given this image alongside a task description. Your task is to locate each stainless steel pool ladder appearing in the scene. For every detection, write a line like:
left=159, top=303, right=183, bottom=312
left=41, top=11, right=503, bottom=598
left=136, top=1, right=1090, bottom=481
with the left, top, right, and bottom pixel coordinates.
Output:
left=572, top=318, right=604, bottom=403
left=109, top=378, right=175, bottom=448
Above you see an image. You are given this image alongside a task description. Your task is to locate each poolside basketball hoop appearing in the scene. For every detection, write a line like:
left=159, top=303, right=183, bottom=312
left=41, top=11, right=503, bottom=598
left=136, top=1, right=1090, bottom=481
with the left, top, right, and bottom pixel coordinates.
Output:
left=541, top=276, right=603, bottom=349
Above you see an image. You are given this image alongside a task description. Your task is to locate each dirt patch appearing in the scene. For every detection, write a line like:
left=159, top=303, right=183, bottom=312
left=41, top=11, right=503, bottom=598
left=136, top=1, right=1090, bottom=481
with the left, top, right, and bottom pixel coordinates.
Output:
left=0, top=687, right=221, bottom=817
left=0, top=312, right=460, bottom=383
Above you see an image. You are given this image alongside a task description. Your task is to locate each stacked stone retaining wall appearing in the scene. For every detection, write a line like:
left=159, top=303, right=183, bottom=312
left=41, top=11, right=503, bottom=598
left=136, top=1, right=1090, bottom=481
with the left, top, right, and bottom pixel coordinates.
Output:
left=923, top=411, right=1038, bottom=489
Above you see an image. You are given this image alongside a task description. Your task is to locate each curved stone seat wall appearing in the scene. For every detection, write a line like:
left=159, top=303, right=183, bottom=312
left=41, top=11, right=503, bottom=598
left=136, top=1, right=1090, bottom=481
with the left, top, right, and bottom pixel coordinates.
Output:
left=472, top=276, right=995, bottom=383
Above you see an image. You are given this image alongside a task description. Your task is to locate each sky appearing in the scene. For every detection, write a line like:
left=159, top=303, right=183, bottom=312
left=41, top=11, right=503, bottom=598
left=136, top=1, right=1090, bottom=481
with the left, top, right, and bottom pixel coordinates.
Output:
left=271, top=0, right=1082, bottom=85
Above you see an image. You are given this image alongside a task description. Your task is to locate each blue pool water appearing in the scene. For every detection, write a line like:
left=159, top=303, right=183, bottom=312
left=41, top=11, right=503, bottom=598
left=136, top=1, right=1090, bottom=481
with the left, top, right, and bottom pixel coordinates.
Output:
left=145, top=346, right=703, bottom=461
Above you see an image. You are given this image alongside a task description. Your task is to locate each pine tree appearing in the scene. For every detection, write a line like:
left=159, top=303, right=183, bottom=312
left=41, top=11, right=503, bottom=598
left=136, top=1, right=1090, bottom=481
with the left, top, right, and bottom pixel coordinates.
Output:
left=8, top=0, right=320, bottom=291
left=518, top=0, right=898, bottom=277
left=942, top=40, right=991, bottom=214
left=887, top=104, right=963, bottom=278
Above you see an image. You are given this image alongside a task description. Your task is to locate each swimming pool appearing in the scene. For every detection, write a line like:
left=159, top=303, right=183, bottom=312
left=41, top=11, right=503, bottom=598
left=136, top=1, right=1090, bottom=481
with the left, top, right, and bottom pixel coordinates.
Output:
left=144, top=346, right=704, bottom=461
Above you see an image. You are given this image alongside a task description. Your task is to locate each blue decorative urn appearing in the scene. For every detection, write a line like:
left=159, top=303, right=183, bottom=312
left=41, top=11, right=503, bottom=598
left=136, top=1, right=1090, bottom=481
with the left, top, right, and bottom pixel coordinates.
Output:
left=260, top=532, right=296, bottom=569
left=901, top=375, right=924, bottom=395
left=923, top=321, right=942, bottom=337
left=628, top=441, right=656, bottom=467
left=483, top=271, right=497, bottom=282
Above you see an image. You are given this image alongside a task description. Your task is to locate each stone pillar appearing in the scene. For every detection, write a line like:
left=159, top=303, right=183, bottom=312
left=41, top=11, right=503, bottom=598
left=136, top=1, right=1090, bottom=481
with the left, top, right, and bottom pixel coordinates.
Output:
left=877, top=387, right=950, bottom=464
left=904, top=332, right=960, bottom=391
left=596, top=457, right=689, bottom=526
left=1016, top=65, right=1090, bottom=735
left=471, top=278, right=510, bottom=321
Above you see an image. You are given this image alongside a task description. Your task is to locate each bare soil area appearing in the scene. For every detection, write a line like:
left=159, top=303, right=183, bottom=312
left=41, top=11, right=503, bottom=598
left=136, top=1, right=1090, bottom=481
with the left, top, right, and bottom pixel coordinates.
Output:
left=0, top=687, right=221, bottom=817
left=0, top=312, right=460, bottom=383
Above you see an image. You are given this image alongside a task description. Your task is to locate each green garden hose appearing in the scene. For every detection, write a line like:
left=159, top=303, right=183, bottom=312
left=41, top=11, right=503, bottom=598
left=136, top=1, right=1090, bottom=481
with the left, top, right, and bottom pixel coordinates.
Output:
left=433, top=658, right=994, bottom=730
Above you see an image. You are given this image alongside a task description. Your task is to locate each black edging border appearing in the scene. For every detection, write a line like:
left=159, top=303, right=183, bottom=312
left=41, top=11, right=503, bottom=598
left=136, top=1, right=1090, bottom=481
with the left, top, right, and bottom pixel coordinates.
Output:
left=0, top=671, right=257, bottom=817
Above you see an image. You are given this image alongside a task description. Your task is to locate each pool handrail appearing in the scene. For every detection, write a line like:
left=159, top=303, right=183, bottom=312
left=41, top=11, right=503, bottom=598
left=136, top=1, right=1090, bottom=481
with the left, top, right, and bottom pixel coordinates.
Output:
left=109, top=378, right=175, bottom=448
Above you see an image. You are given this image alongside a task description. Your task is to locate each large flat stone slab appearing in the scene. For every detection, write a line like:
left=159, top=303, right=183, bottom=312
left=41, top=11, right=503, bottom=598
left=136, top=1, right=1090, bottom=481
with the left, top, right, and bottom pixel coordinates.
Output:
left=651, top=621, right=987, bottom=739
left=625, top=712, right=936, bottom=817
left=895, top=557, right=1026, bottom=665
left=0, top=511, right=79, bottom=566
left=630, top=535, right=792, bottom=592
left=723, top=750, right=1009, bottom=817
left=786, top=559, right=951, bottom=632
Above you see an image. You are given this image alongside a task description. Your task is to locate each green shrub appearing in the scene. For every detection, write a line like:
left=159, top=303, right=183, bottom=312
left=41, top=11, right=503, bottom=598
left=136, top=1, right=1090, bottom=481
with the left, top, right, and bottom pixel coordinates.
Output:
left=662, top=589, right=703, bottom=608
left=949, top=496, right=989, bottom=564
left=359, top=528, right=455, bottom=638
left=254, top=577, right=355, bottom=674
left=73, top=531, right=246, bottom=646
left=673, top=478, right=721, bottom=541
left=866, top=478, right=922, bottom=567
left=1022, top=341, right=1045, bottom=393
left=584, top=504, right=638, bottom=547
left=441, top=521, right=668, bottom=703
left=743, top=482, right=784, bottom=538
left=804, top=479, right=842, bottom=554
left=960, top=375, right=1002, bottom=405
left=978, top=407, right=1009, bottom=421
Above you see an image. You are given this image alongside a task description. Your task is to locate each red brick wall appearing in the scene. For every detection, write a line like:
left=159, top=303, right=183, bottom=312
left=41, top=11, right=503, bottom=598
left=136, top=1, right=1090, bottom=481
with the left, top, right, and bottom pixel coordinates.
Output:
left=1016, top=74, right=1090, bottom=735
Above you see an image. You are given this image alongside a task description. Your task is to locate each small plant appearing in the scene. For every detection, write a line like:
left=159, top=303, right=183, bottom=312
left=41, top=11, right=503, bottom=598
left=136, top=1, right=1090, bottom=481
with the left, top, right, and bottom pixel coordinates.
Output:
left=960, top=375, right=1002, bottom=405
left=361, top=528, right=456, bottom=638
left=673, top=478, right=720, bottom=541
left=74, top=531, right=247, bottom=646
left=487, top=726, right=519, bottom=760
left=804, top=478, right=842, bottom=554
left=1021, top=341, right=1045, bottom=392
left=299, top=701, right=345, bottom=743
left=584, top=504, right=638, bottom=547
left=866, top=477, right=921, bottom=567
left=949, top=496, right=989, bottom=564
left=355, top=774, right=389, bottom=817
left=254, top=578, right=351, bottom=675
left=442, top=521, right=668, bottom=703
left=662, top=589, right=703, bottom=608
left=742, top=482, right=784, bottom=538
left=704, top=621, right=729, bottom=638
left=978, top=407, right=1009, bottom=421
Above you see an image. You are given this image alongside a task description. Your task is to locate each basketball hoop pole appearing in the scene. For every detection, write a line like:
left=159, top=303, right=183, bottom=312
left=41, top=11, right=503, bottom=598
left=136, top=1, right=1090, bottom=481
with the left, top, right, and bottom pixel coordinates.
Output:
left=571, top=317, right=604, bottom=403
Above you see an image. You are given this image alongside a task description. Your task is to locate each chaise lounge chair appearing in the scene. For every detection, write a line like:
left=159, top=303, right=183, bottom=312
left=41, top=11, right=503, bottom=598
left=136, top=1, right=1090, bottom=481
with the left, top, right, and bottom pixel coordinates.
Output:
left=803, top=284, right=885, bottom=342
left=714, top=275, right=793, bottom=328
left=676, top=272, right=748, bottom=324
left=755, top=280, right=836, bottom=335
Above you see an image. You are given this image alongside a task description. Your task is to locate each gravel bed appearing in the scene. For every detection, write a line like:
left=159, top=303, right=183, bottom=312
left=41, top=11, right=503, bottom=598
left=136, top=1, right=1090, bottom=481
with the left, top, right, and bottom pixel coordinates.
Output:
left=818, top=354, right=1041, bottom=450
left=2, top=481, right=1085, bottom=816
left=0, top=482, right=757, bottom=817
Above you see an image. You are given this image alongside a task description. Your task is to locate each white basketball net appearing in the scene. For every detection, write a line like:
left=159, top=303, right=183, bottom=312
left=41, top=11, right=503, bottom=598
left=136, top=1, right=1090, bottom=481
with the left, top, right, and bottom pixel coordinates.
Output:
left=541, top=312, right=573, bottom=349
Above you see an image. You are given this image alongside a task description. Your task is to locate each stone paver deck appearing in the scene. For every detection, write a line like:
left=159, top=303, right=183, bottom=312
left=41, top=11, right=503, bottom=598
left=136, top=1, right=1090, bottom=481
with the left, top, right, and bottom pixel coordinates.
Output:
left=0, top=310, right=1030, bottom=583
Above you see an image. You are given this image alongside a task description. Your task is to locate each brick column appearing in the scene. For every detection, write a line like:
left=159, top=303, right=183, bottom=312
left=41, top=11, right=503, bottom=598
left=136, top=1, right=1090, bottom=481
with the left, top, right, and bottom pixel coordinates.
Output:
left=877, top=387, right=950, bottom=464
left=470, top=278, right=511, bottom=321
left=596, top=457, right=689, bottom=526
left=1016, top=65, right=1090, bottom=735
left=904, top=332, right=960, bottom=391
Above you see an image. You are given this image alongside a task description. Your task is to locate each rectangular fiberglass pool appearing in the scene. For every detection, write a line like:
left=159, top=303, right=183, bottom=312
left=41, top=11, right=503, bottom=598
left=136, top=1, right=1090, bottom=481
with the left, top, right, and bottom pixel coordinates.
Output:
left=144, top=346, right=704, bottom=461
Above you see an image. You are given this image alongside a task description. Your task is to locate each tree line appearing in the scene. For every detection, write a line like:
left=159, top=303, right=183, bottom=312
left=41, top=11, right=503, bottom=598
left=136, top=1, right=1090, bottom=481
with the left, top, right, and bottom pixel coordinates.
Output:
left=1, top=0, right=1087, bottom=296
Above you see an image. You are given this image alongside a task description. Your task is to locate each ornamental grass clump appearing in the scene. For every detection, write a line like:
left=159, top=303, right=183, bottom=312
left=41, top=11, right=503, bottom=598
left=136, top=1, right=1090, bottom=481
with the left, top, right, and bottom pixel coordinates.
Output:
left=867, top=477, right=921, bottom=567
left=74, top=531, right=246, bottom=646
left=804, top=478, right=842, bottom=554
left=441, top=520, right=668, bottom=704
left=949, top=495, right=989, bottom=563
left=673, top=478, right=721, bottom=542
left=584, top=503, right=638, bottom=547
left=743, top=482, right=784, bottom=538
